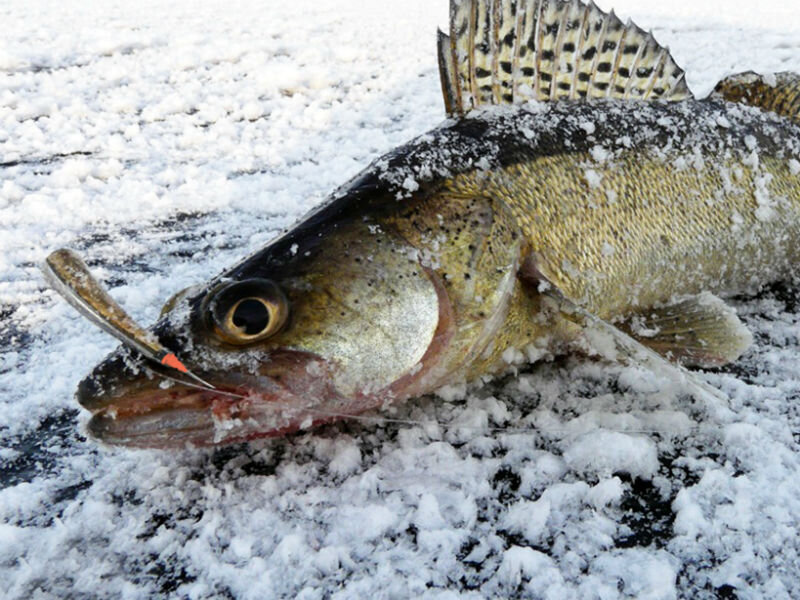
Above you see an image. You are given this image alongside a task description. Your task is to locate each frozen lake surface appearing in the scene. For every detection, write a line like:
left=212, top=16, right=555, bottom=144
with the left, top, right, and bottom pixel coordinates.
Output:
left=2, top=1, right=800, bottom=598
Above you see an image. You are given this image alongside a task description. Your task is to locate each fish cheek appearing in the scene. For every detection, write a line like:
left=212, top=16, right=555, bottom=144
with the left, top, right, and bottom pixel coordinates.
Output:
left=384, top=190, right=531, bottom=379
left=267, top=225, right=442, bottom=398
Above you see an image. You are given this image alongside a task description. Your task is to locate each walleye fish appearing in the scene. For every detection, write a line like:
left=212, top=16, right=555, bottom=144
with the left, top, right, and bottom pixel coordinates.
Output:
left=45, top=0, right=800, bottom=448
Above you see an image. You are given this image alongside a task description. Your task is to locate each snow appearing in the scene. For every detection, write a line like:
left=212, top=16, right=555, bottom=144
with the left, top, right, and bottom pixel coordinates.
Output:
left=2, top=0, right=800, bottom=598
left=563, top=431, right=659, bottom=480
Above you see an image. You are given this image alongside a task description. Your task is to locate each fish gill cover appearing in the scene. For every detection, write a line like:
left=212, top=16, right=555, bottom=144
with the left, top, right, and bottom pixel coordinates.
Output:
left=1, top=0, right=800, bottom=598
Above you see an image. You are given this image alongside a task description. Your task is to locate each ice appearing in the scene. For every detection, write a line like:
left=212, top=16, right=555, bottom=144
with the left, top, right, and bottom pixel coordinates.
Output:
left=3, top=0, right=800, bottom=598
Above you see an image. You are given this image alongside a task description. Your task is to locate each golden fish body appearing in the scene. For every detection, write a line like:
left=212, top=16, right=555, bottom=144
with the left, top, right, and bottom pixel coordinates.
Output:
left=371, top=98, right=800, bottom=381
left=73, top=88, right=800, bottom=449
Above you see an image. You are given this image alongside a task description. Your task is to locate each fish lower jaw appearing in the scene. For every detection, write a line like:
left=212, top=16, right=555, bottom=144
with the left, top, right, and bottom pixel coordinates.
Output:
left=85, top=386, right=332, bottom=449
left=85, top=383, right=414, bottom=448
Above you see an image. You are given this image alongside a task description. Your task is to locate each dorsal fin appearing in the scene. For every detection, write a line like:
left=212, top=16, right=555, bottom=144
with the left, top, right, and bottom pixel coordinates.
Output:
left=712, top=72, right=800, bottom=124
left=438, top=0, right=693, bottom=117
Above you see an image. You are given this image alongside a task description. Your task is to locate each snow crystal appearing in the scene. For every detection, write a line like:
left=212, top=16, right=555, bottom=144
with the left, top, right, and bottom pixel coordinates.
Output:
left=401, top=176, right=420, bottom=192
left=742, top=149, right=759, bottom=169
left=722, top=422, right=772, bottom=472
left=413, top=493, right=447, bottom=530
left=586, top=477, right=625, bottom=509
left=502, top=497, right=551, bottom=544
left=579, top=120, right=596, bottom=134
left=496, top=546, right=563, bottom=591
left=326, top=438, right=362, bottom=477
left=716, top=115, right=731, bottom=128
left=590, top=144, right=611, bottom=162
left=502, top=346, right=525, bottom=365
left=563, top=430, right=660, bottom=479
left=591, top=549, right=679, bottom=600
left=584, top=168, right=603, bottom=189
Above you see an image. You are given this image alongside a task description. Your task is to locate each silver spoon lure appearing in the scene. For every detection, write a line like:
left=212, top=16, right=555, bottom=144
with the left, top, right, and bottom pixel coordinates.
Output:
left=42, top=248, right=217, bottom=391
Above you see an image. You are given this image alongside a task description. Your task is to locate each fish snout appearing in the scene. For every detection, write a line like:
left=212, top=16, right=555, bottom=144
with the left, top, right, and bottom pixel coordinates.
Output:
left=76, top=347, right=155, bottom=412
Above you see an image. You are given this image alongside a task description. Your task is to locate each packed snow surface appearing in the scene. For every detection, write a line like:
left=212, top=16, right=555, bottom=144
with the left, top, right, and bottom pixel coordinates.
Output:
left=2, top=0, right=800, bottom=598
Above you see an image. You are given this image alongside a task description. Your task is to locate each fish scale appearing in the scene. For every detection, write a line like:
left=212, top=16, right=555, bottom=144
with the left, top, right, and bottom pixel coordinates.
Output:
left=446, top=123, right=800, bottom=317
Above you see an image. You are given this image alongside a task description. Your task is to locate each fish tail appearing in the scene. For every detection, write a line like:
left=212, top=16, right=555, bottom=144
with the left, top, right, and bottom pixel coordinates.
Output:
left=712, top=71, right=800, bottom=124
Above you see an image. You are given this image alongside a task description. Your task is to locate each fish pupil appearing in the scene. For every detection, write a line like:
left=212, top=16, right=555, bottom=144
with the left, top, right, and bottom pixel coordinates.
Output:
left=233, top=299, right=270, bottom=335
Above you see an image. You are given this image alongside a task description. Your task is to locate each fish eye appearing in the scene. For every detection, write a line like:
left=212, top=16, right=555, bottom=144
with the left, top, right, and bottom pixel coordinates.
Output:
left=204, top=279, right=289, bottom=345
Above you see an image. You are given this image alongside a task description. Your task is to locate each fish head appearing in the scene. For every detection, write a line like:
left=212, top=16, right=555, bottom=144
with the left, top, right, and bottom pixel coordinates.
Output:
left=77, top=207, right=454, bottom=448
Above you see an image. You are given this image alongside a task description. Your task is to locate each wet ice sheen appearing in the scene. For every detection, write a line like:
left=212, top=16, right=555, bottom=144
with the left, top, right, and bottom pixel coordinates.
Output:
left=2, top=0, right=800, bottom=598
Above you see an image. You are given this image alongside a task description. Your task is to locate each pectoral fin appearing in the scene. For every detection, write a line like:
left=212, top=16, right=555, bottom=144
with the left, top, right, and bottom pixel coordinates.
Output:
left=518, top=259, right=728, bottom=404
left=619, top=293, right=753, bottom=368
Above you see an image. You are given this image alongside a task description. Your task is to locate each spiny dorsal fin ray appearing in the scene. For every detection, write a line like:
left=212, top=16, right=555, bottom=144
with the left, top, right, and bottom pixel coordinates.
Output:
left=438, top=29, right=460, bottom=115
left=439, top=0, right=693, bottom=116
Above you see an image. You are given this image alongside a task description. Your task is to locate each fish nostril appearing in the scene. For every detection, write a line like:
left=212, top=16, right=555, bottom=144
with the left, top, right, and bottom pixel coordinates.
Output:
left=76, top=371, right=106, bottom=410
left=75, top=348, right=148, bottom=411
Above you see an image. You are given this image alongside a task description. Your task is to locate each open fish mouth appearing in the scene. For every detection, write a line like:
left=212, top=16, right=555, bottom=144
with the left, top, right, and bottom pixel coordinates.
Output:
left=77, top=350, right=344, bottom=449
left=86, top=386, right=318, bottom=448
